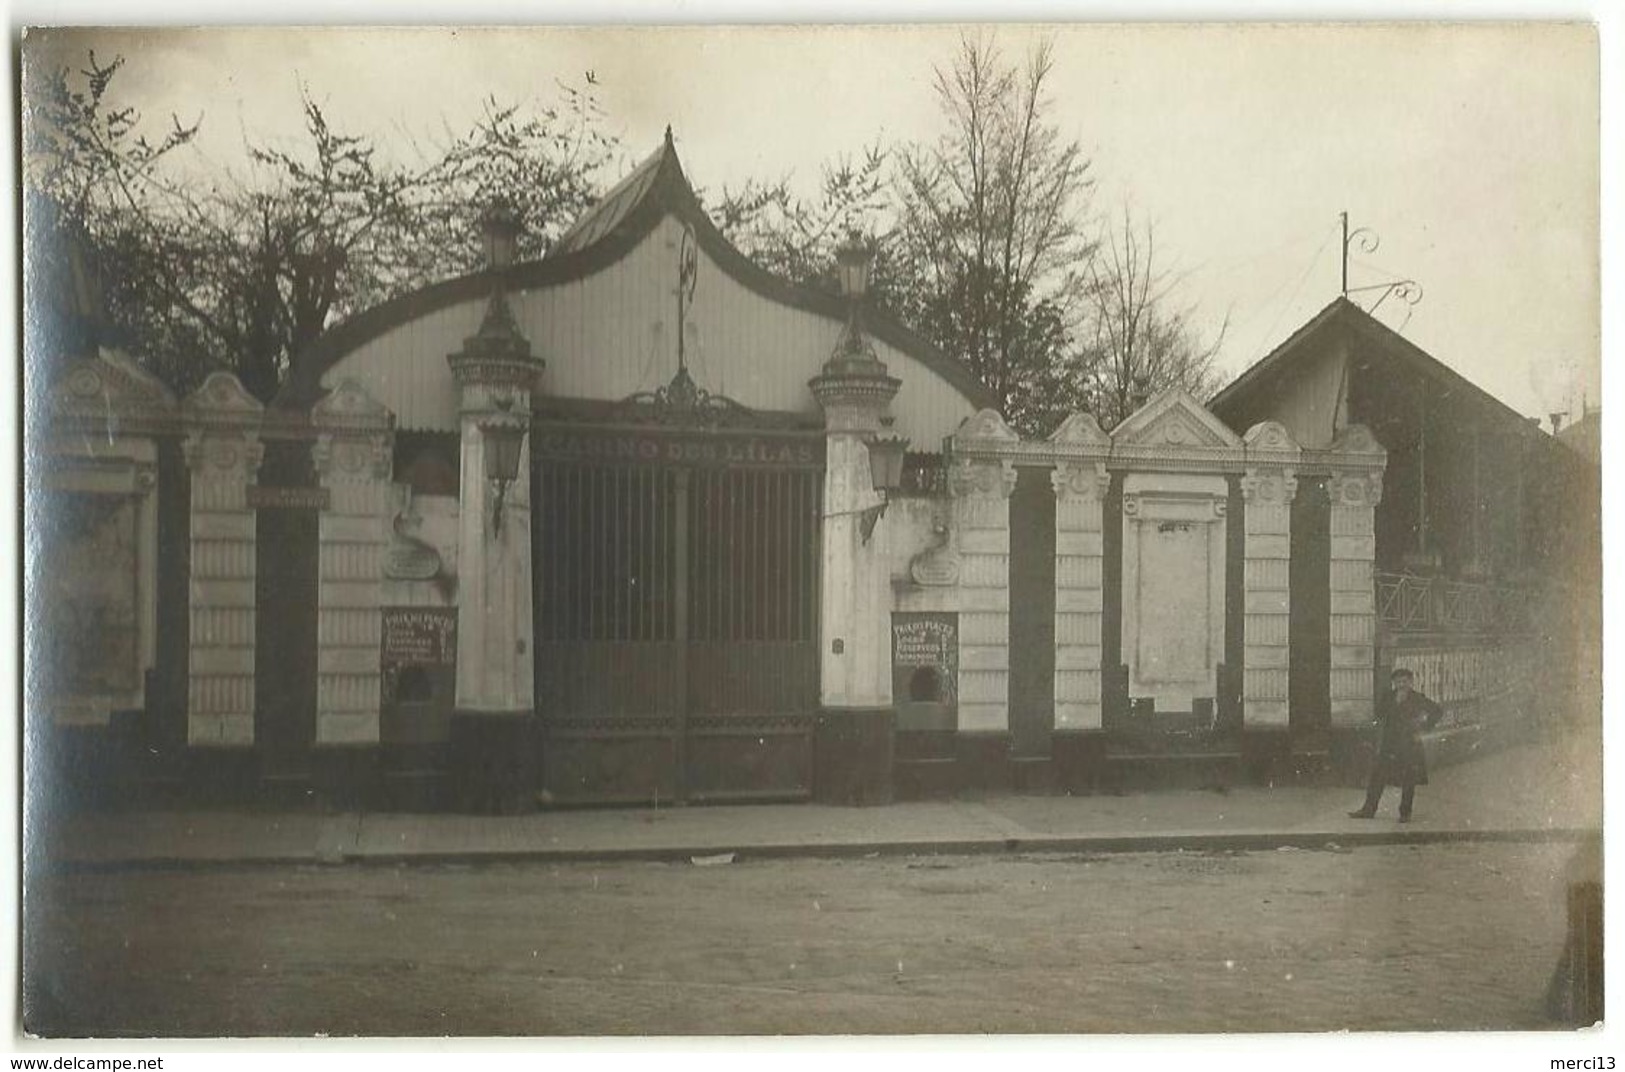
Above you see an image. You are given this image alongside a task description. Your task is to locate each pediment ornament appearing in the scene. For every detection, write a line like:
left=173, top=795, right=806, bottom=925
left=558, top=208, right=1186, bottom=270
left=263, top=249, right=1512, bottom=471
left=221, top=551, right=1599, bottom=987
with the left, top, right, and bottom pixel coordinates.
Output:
left=313, top=378, right=394, bottom=428
left=49, top=349, right=177, bottom=424
left=1243, top=420, right=1301, bottom=454
left=1049, top=411, right=1109, bottom=447
left=1112, top=389, right=1241, bottom=450
left=952, top=408, right=1019, bottom=446
left=185, top=371, right=265, bottom=419
left=1329, top=423, right=1386, bottom=458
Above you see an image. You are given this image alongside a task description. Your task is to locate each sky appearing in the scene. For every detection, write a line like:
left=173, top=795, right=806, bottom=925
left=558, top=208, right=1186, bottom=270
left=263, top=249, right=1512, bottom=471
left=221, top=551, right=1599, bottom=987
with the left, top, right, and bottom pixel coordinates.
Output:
left=22, top=23, right=1602, bottom=424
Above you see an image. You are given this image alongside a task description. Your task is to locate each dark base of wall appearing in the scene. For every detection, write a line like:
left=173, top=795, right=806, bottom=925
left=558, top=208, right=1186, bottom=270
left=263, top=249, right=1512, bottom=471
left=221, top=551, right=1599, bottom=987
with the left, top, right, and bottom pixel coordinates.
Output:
left=1240, top=730, right=1293, bottom=785
left=449, top=712, right=539, bottom=814
left=35, top=711, right=1545, bottom=815
left=1052, top=733, right=1108, bottom=795
left=894, top=730, right=957, bottom=799
left=813, top=707, right=895, bottom=806
left=377, top=745, right=455, bottom=813
left=954, top=733, right=1012, bottom=794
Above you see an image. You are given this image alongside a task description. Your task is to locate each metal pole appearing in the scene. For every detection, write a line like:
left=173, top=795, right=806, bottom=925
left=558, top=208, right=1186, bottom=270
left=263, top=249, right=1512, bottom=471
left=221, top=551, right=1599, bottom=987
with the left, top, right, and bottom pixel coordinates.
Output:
left=1340, top=211, right=1349, bottom=297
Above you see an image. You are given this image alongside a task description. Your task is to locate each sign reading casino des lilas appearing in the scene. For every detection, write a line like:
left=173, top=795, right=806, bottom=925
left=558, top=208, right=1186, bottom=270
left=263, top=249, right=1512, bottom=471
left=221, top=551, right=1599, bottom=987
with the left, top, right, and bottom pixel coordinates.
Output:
left=531, top=426, right=824, bottom=470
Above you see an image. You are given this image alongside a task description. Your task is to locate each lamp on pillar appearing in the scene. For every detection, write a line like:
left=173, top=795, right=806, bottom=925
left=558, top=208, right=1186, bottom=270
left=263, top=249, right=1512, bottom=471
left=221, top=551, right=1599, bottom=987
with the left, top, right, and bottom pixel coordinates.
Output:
left=836, top=232, right=872, bottom=302
left=449, top=199, right=543, bottom=539
left=859, top=427, right=909, bottom=544
left=481, top=415, right=527, bottom=534
left=826, top=233, right=885, bottom=377
left=481, top=198, right=521, bottom=270
left=810, top=228, right=903, bottom=543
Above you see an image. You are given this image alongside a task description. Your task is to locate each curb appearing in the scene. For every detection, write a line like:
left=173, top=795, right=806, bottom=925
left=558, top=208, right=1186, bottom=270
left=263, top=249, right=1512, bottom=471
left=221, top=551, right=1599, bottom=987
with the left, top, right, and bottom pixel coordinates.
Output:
left=46, top=825, right=1601, bottom=873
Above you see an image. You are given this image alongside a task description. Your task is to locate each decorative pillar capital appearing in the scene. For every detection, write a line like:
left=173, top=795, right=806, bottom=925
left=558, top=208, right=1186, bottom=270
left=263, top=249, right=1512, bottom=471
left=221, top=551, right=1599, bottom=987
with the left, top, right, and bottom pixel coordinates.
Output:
left=1325, top=423, right=1387, bottom=509
left=1051, top=460, right=1110, bottom=502
left=809, top=368, right=900, bottom=434
left=949, top=456, right=1018, bottom=499
left=181, top=371, right=266, bottom=477
left=311, top=379, right=395, bottom=482
left=181, top=429, right=264, bottom=477
left=311, top=432, right=392, bottom=481
left=1240, top=467, right=1298, bottom=505
left=1328, top=470, right=1384, bottom=508
left=448, top=290, right=545, bottom=408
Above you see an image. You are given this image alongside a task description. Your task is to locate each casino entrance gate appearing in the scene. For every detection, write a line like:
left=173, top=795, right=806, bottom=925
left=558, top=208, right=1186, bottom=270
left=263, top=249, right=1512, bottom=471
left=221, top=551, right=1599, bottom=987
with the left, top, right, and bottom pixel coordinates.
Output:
left=532, top=422, right=824, bottom=803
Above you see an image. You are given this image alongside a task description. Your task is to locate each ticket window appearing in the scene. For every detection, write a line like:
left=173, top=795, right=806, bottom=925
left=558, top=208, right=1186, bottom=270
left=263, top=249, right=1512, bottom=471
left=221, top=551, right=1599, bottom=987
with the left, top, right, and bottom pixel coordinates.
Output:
left=892, top=612, right=958, bottom=733
left=381, top=661, right=456, bottom=744
left=379, top=608, right=457, bottom=745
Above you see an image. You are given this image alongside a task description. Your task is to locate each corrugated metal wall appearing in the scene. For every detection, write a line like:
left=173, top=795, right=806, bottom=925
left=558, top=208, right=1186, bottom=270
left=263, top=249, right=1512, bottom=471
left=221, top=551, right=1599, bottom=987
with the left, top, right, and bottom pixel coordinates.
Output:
left=323, top=216, right=979, bottom=443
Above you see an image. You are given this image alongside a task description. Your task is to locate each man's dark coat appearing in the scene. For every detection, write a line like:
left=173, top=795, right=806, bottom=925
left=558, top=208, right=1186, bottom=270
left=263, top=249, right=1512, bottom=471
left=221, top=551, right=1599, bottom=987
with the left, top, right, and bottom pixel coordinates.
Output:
left=1370, top=687, right=1444, bottom=787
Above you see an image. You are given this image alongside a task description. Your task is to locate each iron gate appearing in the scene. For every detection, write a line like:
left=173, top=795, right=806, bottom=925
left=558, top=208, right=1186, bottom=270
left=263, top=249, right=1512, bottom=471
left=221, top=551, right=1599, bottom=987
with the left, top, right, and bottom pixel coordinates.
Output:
left=533, top=428, right=822, bottom=803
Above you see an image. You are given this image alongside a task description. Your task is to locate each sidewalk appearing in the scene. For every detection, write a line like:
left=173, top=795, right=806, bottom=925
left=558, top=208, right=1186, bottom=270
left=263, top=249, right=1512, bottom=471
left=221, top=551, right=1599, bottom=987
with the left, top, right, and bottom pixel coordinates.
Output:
left=40, top=735, right=1601, bottom=871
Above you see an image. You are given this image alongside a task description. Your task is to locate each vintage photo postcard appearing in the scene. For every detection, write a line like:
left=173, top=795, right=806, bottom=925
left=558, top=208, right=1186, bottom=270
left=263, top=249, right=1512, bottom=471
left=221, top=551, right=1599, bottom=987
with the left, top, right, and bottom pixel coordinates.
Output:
left=15, top=21, right=1605, bottom=1052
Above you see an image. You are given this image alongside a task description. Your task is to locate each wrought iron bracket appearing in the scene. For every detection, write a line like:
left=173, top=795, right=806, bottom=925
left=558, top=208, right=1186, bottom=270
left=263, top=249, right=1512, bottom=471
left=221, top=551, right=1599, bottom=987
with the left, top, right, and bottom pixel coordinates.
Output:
left=822, top=496, right=891, bottom=544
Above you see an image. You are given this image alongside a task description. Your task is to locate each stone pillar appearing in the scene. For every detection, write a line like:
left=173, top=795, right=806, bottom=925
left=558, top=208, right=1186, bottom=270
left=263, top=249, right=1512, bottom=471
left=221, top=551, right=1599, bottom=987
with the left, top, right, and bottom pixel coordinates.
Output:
left=446, top=287, right=545, bottom=810
left=1326, top=425, right=1387, bottom=727
left=810, top=353, right=901, bottom=712
left=181, top=373, right=265, bottom=746
left=1048, top=413, right=1111, bottom=732
left=311, top=380, right=394, bottom=745
left=449, top=306, right=542, bottom=716
left=809, top=314, right=901, bottom=804
left=1240, top=422, right=1302, bottom=729
left=41, top=351, right=177, bottom=729
left=947, top=410, right=1020, bottom=735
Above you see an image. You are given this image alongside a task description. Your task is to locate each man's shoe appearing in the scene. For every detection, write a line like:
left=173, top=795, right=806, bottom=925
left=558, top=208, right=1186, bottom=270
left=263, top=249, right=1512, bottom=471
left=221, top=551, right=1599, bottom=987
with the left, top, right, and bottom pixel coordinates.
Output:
left=1398, top=815, right=1412, bottom=824
left=1348, top=810, right=1375, bottom=819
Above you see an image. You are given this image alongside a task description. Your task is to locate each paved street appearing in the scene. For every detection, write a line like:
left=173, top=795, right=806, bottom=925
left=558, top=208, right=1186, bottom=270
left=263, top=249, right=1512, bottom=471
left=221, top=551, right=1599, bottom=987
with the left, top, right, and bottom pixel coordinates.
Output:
left=24, top=840, right=1578, bottom=1037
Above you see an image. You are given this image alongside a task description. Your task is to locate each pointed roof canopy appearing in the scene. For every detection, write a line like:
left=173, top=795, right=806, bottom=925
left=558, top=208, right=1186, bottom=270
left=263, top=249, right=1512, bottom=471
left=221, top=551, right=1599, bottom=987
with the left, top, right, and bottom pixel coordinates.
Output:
left=278, top=129, right=992, bottom=413
left=546, top=129, right=675, bottom=260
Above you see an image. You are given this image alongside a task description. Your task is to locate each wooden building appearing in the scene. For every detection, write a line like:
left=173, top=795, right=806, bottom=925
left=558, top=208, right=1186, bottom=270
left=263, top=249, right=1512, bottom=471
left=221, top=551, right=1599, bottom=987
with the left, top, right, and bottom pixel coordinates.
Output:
left=1210, top=297, right=1601, bottom=770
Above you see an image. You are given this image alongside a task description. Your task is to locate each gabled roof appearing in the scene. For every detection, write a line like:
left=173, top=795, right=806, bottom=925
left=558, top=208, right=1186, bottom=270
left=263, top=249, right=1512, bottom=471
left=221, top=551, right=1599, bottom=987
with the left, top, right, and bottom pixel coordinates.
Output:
left=546, top=131, right=672, bottom=259
left=278, top=130, right=993, bottom=413
left=1209, top=296, right=1544, bottom=441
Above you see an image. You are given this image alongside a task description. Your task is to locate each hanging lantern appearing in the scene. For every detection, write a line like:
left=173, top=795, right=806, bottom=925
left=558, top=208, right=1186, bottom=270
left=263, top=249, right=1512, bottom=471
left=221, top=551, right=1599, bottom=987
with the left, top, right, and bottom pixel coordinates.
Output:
left=858, top=431, right=910, bottom=545
left=836, top=234, right=873, bottom=300
left=481, top=199, right=522, bottom=270
left=481, top=419, right=528, bottom=533
left=865, top=432, right=909, bottom=494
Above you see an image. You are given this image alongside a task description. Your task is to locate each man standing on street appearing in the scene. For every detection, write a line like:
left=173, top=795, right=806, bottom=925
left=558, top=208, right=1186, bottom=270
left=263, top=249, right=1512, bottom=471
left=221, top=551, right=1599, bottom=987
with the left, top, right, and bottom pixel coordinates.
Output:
left=1349, top=666, right=1444, bottom=823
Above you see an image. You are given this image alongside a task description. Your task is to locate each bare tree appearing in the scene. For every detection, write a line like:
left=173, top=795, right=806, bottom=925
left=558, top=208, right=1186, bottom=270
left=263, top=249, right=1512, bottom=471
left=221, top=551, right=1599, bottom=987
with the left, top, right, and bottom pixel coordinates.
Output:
left=1080, top=205, right=1227, bottom=429
left=891, top=34, right=1096, bottom=431
left=710, top=143, right=913, bottom=307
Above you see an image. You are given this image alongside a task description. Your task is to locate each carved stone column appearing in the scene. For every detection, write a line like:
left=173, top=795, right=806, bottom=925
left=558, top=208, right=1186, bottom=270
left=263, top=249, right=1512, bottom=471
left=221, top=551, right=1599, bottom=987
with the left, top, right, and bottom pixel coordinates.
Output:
left=1240, top=421, right=1302, bottom=729
left=1048, top=413, right=1111, bottom=732
left=1326, top=425, right=1387, bottom=728
left=809, top=344, right=900, bottom=711
left=311, top=380, right=395, bottom=745
left=947, top=411, right=1020, bottom=735
left=181, top=373, right=265, bottom=746
left=448, top=293, right=544, bottom=721
left=808, top=310, right=901, bottom=805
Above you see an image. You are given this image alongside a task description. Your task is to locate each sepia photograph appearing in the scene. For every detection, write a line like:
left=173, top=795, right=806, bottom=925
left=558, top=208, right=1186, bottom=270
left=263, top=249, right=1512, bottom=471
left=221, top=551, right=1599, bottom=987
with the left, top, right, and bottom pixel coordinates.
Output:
left=14, top=16, right=1607, bottom=1054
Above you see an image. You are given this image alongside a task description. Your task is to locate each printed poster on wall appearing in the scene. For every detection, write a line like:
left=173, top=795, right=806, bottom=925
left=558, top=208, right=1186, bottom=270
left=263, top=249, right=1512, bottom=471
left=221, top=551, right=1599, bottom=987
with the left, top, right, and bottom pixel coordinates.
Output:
left=380, top=607, right=457, bottom=706
left=891, top=611, right=958, bottom=704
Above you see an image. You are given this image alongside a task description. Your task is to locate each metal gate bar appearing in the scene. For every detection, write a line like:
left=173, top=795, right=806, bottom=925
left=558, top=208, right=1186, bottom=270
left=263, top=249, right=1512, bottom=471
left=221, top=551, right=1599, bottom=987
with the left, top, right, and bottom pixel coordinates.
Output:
left=535, top=449, right=820, bottom=803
